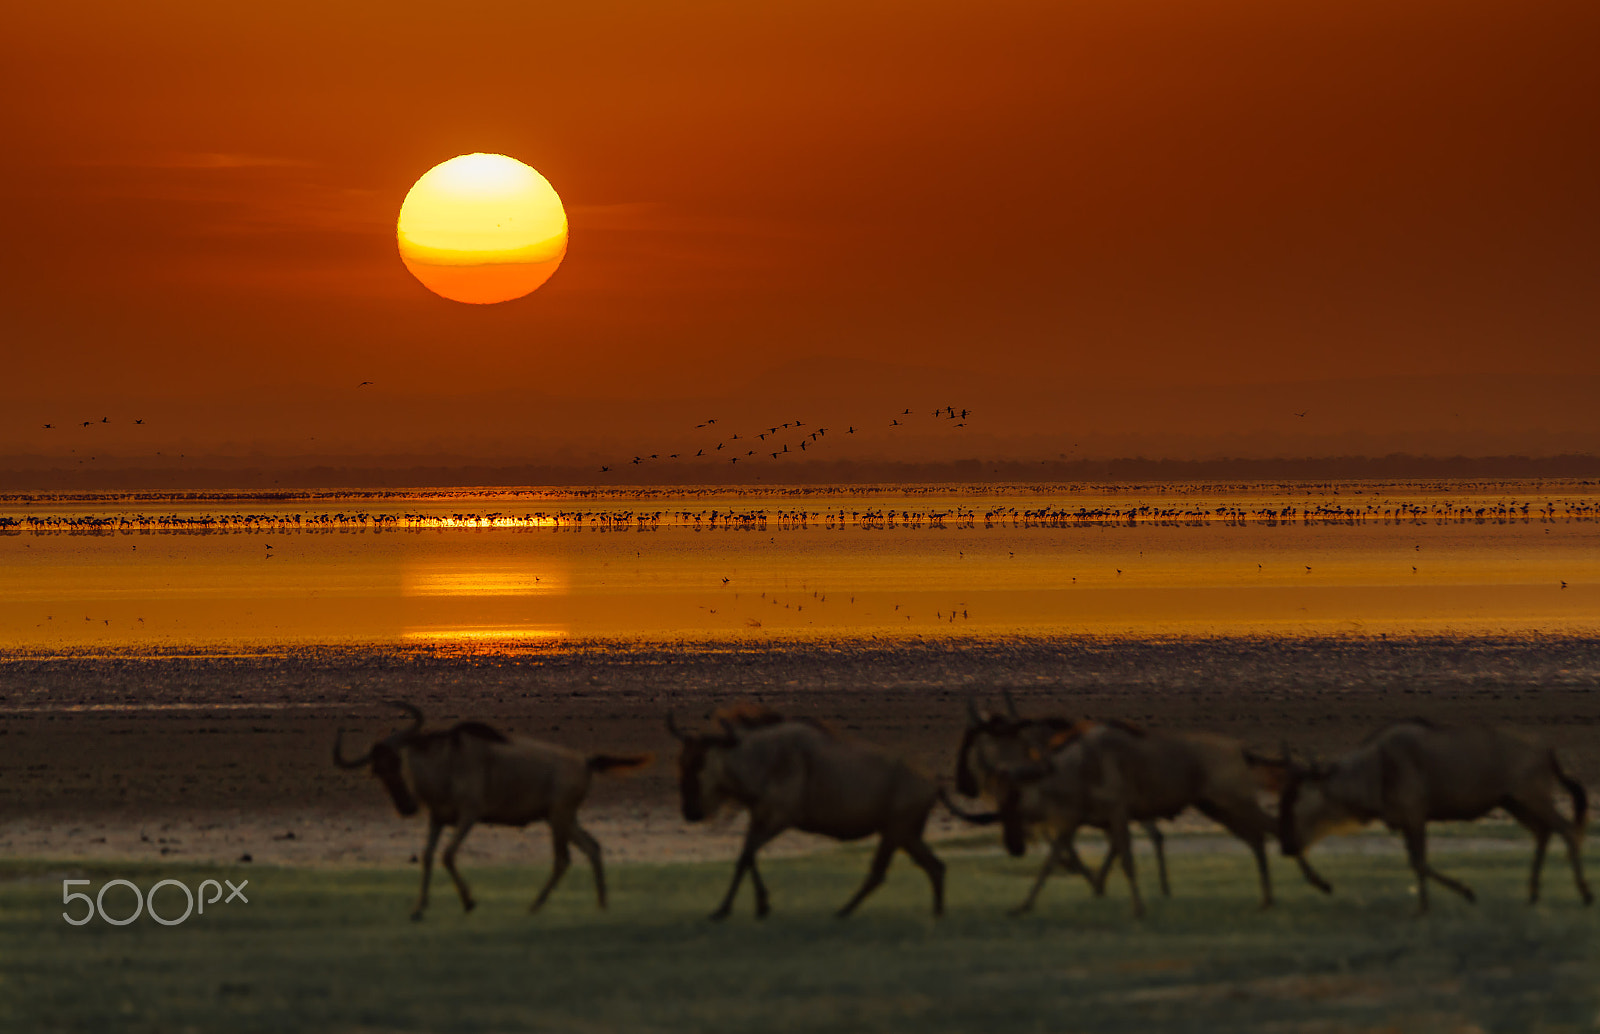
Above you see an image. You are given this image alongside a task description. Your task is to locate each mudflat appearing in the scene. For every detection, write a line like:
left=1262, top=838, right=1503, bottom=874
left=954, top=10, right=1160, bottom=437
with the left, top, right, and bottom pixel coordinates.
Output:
left=3, top=634, right=1596, bottom=867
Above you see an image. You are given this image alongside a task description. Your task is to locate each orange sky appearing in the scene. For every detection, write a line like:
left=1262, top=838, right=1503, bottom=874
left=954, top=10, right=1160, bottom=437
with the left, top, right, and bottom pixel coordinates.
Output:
left=3, top=0, right=1597, bottom=475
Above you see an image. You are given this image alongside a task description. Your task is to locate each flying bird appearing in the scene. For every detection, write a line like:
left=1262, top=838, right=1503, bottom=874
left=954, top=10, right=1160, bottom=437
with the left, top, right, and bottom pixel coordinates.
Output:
left=358, top=381, right=374, bottom=388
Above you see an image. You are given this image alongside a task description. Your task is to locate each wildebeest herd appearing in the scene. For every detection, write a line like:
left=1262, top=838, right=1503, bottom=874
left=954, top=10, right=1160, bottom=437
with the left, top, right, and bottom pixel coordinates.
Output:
left=334, top=697, right=1592, bottom=921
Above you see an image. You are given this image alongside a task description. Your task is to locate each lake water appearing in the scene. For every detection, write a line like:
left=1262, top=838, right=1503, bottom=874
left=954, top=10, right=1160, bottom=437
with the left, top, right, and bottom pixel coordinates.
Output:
left=2, top=481, right=1595, bottom=650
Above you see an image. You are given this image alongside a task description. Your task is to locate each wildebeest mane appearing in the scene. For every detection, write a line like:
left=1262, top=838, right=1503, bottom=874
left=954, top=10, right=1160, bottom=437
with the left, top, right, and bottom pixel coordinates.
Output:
left=713, top=703, right=787, bottom=728
left=451, top=720, right=511, bottom=743
left=1045, top=720, right=1101, bottom=751
left=404, top=721, right=510, bottom=749
left=1242, top=750, right=1290, bottom=794
left=1359, top=717, right=1445, bottom=745
left=712, top=703, right=836, bottom=738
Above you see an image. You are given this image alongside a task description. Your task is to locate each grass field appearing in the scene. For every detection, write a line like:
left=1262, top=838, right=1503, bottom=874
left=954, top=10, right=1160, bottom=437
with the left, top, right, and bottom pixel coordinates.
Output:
left=2, top=841, right=1596, bottom=1033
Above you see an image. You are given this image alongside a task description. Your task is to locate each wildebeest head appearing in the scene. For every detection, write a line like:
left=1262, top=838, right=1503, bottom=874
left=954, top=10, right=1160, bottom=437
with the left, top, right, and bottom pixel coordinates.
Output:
left=333, top=701, right=425, bottom=817
left=995, top=764, right=1053, bottom=857
left=666, top=712, right=738, bottom=823
left=1277, top=753, right=1347, bottom=856
left=956, top=697, right=1057, bottom=799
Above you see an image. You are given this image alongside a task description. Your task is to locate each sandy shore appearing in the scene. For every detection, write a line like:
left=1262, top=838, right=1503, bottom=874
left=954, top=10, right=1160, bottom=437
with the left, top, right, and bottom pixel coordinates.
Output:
left=3, top=634, right=1597, bottom=866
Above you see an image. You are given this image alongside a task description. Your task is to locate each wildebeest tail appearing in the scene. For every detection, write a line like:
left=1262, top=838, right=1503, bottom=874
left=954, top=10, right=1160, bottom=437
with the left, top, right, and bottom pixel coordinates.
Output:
left=1551, top=751, right=1588, bottom=831
left=587, top=753, right=654, bottom=774
left=937, top=787, right=1000, bottom=825
left=1243, top=750, right=1290, bottom=794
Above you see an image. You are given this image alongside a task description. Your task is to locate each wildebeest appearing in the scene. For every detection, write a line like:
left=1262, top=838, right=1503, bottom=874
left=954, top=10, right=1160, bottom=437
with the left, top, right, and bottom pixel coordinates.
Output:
left=334, top=701, right=651, bottom=920
left=1279, top=720, right=1592, bottom=913
left=955, top=695, right=1172, bottom=896
left=995, top=720, right=1331, bottom=916
left=668, top=705, right=976, bottom=919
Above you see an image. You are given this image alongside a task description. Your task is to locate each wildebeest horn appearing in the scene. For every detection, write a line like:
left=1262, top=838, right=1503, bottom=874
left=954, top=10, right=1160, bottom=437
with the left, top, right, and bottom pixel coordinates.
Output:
left=332, top=728, right=372, bottom=769
left=387, top=700, right=424, bottom=735
left=1002, top=689, right=1020, bottom=719
left=665, top=712, right=688, bottom=741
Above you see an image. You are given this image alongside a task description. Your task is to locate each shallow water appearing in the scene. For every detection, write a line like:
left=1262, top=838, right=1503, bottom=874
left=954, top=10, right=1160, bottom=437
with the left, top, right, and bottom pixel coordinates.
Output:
left=2, top=480, right=1595, bottom=649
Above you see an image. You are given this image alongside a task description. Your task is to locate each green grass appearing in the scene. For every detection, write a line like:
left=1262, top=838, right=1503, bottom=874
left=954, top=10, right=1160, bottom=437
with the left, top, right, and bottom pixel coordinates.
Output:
left=2, top=846, right=1596, bottom=1033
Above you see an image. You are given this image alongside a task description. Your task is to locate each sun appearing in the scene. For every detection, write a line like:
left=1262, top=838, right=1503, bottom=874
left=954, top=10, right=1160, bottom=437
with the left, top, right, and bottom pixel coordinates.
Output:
left=397, top=153, right=568, bottom=305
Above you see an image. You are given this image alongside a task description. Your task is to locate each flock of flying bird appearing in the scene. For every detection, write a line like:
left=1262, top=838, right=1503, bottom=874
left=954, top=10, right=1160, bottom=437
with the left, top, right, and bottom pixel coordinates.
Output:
left=597, top=405, right=973, bottom=473
left=34, top=402, right=974, bottom=473
left=40, top=416, right=145, bottom=430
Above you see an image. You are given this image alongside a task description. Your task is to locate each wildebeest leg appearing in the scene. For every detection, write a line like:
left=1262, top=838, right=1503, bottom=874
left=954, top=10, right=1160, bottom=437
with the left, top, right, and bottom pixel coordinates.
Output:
left=1090, top=829, right=1158, bottom=899
left=1108, top=812, right=1144, bottom=918
left=746, top=856, right=772, bottom=918
left=529, top=821, right=573, bottom=913
left=836, top=838, right=896, bottom=918
left=1402, top=825, right=1475, bottom=913
left=1013, top=836, right=1074, bottom=915
left=1144, top=822, right=1171, bottom=898
left=1053, top=831, right=1100, bottom=895
left=1090, top=835, right=1117, bottom=898
left=1503, top=798, right=1551, bottom=903
left=1295, top=855, right=1334, bottom=895
left=711, top=817, right=783, bottom=921
left=1529, top=829, right=1550, bottom=904
left=1508, top=795, right=1592, bottom=905
left=411, top=818, right=444, bottom=921
left=1561, top=825, right=1594, bottom=906
left=440, top=819, right=478, bottom=914
left=1199, top=801, right=1273, bottom=908
left=568, top=822, right=607, bottom=909
left=903, top=837, right=946, bottom=917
